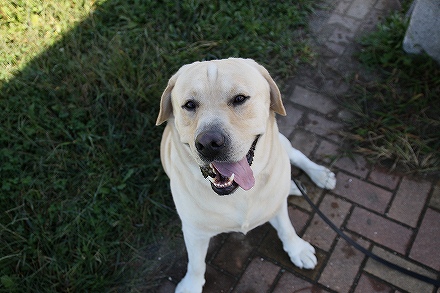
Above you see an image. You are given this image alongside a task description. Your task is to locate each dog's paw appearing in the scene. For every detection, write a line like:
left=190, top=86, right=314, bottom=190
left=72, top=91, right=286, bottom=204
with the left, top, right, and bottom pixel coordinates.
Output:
left=286, top=238, right=317, bottom=270
left=175, top=275, right=204, bottom=293
left=309, top=166, right=336, bottom=190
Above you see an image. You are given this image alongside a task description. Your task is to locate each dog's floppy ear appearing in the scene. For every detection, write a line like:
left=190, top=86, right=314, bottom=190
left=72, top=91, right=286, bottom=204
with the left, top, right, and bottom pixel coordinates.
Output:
left=156, top=74, right=176, bottom=126
left=156, top=64, right=192, bottom=125
left=242, top=58, right=286, bottom=116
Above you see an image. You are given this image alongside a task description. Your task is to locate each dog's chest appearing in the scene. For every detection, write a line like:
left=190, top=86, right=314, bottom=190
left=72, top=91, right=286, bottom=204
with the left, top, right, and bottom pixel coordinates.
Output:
left=235, top=199, right=276, bottom=233
left=209, top=183, right=287, bottom=234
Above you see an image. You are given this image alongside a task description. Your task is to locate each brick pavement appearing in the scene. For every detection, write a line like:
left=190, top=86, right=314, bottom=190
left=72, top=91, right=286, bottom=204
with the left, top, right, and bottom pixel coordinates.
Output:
left=156, top=0, right=440, bottom=292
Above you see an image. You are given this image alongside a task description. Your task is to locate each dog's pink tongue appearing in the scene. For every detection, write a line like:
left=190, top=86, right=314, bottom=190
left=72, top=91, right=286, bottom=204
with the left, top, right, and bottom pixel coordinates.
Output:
left=212, top=157, right=255, bottom=190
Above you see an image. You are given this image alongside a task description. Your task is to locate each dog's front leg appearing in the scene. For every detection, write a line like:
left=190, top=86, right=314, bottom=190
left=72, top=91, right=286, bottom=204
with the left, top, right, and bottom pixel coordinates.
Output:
left=176, top=225, right=210, bottom=293
left=269, top=201, right=317, bottom=269
left=278, top=133, right=336, bottom=190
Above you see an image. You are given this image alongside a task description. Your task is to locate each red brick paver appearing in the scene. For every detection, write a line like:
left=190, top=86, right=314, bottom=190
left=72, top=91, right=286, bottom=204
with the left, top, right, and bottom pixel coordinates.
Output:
left=354, top=274, right=394, bottom=293
left=368, top=166, right=400, bottom=190
left=291, top=85, right=338, bottom=114
left=319, top=234, right=369, bottom=292
left=302, top=113, right=343, bottom=142
left=273, top=271, right=329, bottom=293
left=410, top=208, right=440, bottom=270
left=156, top=0, right=440, bottom=292
left=388, top=178, right=431, bottom=227
left=334, top=155, right=369, bottom=178
left=303, top=194, right=351, bottom=251
left=346, top=207, right=412, bottom=254
left=333, top=172, right=393, bottom=213
left=233, top=258, right=279, bottom=292
left=364, top=247, right=437, bottom=292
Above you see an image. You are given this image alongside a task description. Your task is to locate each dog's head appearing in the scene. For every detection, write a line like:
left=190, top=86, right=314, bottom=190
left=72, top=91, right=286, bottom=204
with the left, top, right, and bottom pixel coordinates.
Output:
left=156, top=58, right=286, bottom=195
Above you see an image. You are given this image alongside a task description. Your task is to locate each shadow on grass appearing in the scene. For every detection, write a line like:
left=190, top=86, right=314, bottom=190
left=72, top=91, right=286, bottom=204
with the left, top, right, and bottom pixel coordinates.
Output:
left=0, top=1, right=178, bottom=291
left=0, top=0, right=315, bottom=291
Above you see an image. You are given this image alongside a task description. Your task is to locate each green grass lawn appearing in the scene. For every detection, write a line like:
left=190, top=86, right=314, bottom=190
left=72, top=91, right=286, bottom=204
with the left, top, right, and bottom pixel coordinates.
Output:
left=0, top=0, right=315, bottom=291
left=346, top=12, right=440, bottom=173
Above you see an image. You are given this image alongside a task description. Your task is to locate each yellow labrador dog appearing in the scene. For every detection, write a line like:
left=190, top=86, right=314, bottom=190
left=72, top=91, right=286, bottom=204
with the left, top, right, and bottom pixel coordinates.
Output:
left=156, top=58, right=336, bottom=293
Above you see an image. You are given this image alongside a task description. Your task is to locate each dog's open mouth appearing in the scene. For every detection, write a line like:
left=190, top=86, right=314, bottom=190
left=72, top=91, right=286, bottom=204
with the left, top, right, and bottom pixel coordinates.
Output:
left=200, top=136, right=259, bottom=196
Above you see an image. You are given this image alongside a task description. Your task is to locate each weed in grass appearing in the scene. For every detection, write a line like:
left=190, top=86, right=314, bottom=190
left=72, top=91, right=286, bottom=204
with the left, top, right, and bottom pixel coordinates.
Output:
left=345, top=12, right=440, bottom=173
left=0, top=0, right=316, bottom=291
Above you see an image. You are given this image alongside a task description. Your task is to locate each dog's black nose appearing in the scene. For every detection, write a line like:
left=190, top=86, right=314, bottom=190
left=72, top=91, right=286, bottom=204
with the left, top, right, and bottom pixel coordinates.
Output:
left=195, top=131, right=226, bottom=160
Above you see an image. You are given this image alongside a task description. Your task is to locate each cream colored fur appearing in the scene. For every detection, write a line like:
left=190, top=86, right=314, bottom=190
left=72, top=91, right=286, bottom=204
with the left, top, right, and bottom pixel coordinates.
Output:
left=156, top=58, right=336, bottom=293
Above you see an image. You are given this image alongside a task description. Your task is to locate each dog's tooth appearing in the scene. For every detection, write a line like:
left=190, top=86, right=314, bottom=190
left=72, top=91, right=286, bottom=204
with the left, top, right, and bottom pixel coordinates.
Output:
left=207, top=172, right=234, bottom=189
left=208, top=176, right=216, bottom=185
left=207, top=163, right=217, bottom=177
left=229, top=173, right=235, bottom=184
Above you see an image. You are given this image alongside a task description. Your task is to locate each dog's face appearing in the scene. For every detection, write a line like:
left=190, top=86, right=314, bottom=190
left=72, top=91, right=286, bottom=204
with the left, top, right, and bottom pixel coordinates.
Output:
left=157, top=58, right=285, bottom=195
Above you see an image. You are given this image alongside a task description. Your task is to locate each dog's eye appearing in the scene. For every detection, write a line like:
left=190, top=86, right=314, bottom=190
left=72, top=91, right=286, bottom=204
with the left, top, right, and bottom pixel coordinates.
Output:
left=182, top=100, right=198, bottom=111
left=231, top=95, right=249, bottom=106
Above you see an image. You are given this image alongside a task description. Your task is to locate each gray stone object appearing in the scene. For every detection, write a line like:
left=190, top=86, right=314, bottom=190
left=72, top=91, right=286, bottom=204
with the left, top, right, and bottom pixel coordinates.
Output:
left=403, top=0, right=440, bottom=64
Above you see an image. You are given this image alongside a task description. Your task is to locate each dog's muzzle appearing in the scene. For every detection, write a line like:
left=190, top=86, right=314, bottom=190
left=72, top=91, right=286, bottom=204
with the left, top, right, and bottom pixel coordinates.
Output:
left=200, top=135, right=260, bottom=196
